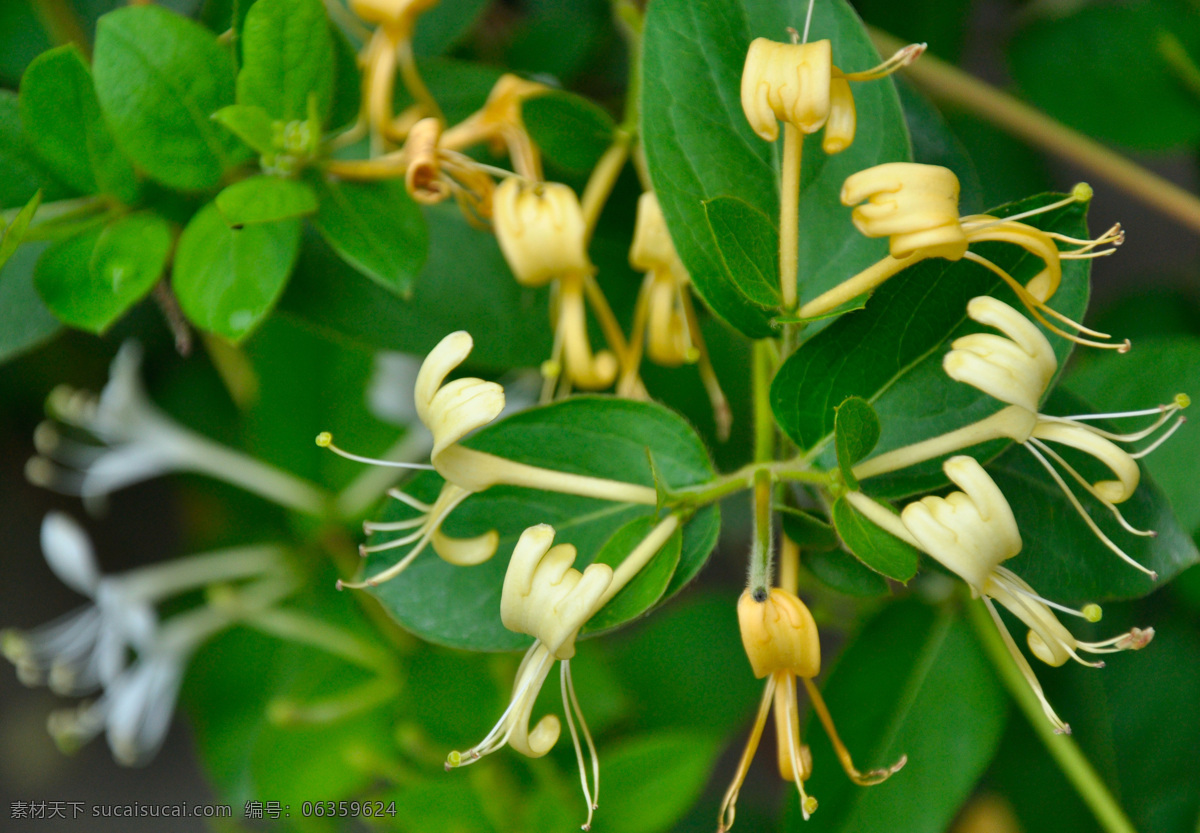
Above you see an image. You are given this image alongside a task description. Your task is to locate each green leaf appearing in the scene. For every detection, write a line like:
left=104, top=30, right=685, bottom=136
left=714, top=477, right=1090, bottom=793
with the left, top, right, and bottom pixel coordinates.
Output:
left=831, top=496, right=919, bottom=582
left=795, top=600, right=1006, bottom=833
left=599, top=730, right=724, bottom=833
left=310, top=177, right=428, bottom=297
left=835, top=395, right=880, bottom=491
left=93, top=5, right=240, bottom=191
left=772, top=194, right=1091, bottom=498
left=0, top=189, right=41, bottom=268
left=0, top=90, right=73, bottom=209
left=985, top=388, right=1199, bottom=602
left=237, top=0, right=333, bottom=123
left=215, top=175, right=317, bottom=227
left=212, top=104, right=275, bottom=154
left=174, top=201, right=302, bottom=341
left=34, top=212, right=171, bottom=334
left=702, top=196, right=781, bottom=310
left=802, top=547, right=890, bottom=597
left=413, top=0, right=490, bottom=57
left=523, top=90, right=615, bottom=175
left=1010, top=5, right=1200, bottom=152
left=18, top=45, right=138, bottom=203
left=642, top=0, right=911, bottom=338
left=0, top=239, right=59, bottom=363
left=1066, top=335, right=1200, bottom=535
left=365, top=397, right=720, bottom=652
left=584, top=516, right=683, bottom=633
left=279, top=206, right=551, bottom=370
left=779, top=506, right=838, bottom=551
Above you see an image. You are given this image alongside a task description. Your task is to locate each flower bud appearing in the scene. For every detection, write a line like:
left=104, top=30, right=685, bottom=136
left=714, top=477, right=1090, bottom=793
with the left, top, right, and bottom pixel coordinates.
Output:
left=493, top=179, right=592, bottom=287
left=414, top=331, right=505, bottom=462
left=351, top=0, right=439, bottom=30
left=841, top=163, right=968, bottom=260
left=737, top=588, right=820, bottom=679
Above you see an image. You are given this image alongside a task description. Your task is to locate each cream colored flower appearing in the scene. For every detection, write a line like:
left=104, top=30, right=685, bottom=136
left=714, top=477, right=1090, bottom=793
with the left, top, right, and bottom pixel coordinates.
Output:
left=493, top=178, right=592, bottom=288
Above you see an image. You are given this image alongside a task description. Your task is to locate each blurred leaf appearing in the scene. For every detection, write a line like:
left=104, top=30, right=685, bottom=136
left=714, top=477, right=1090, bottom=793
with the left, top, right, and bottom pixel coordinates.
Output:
left=413, top=0, right=490, bottom=57
left=310, top=177, right=428, bottom=297
left=279, top=206, right=551, bottom=370
left=94, top=5, right=241, bottom=191
left=174, top=201, right=302, bottom=341
left=523, top=90, right=616, bottom=175
left=702, top=196, right=782, bottom=310
left=18, top=45, right=139, bottom=203
left=831, top=495, right=919, bottom=582
left=987, top=390, right=1199, bottom=601
left=0, top=189, right=41, bottom=267
left=238, top=0, right=334, bottom=123
left=642, top=0, right=910, bottom=338
left=0, top=0, right=52, bottom=86
left=389, top=779, right=499, bottom=833
left=0, top=90, right=73, bottom=209
left=504, top=2, right=607, bottom=83
left=0, top=239, right=58, bottom=363
left=34, top=213, right=171, bottom=334
left=796, top=600, right=1006, bottom=833
left=600, top=730, right=724, bottom=833
left=212, top=104, right=276, bottom=155
left=586, top=515, right=683, bottom=633
left=366, top=398, right=720, bottom=651
left=216, top=175, right=318, bottom=226
left=853, top=0, right=971, bottom=62
left=1010, top=4, right=1200, bottom=151
left=772, top=194, right=1089, bottom=498
left=802, top=547, right=891, bottom=597
left=1066, top=335, right=1200, bottom=535
left=393, top=58, right=501, bottom=125
left=835, top=396, right=880, bottom=491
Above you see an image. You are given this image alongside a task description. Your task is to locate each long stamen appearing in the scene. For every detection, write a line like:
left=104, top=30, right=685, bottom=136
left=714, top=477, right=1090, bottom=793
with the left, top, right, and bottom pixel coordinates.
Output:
left=561, top=661, right=598, bottom=830
left=718, top=676, right=777, bottom=833
left=1028, top=439, right=1156, bottom=537
left=962, top=252, right=1130, bottom=351
left=1022, top=442, right=1157, bottom=579
left=315, top=433, right=435, bottom=470
left=1061, top=395, right=1187, bottom=425
left=565, top=661, right=600, bottom=817
left=994, top=568, right=1102, bottom=622
left=362, top=517, right=426, bottom=533
left=447, top=643, right=551, bottom=767
left=779, top=677, right=818, bottom=820
left=1131, top=417, right=1186, bottom=458
left=359, top=527, right=427, bottom=553
left=984, top=598, right=1071, bottom=734
left=387, top=488, right=432, bottom=512
left=840, top=42, right=926, bottom=81
left=962, top=186, right=1091, bottom=232
left=801, top=676, right=906, bottom=786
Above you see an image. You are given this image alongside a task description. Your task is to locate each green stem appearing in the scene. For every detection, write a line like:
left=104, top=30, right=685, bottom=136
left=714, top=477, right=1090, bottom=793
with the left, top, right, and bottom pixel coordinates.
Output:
left=871, top=27, right=1200, bottom=236
left=965, top=597, right=1138, bottom=833
left=242, top=607, right=396, bottom=674
left=748, top=340, right=776, bottom=591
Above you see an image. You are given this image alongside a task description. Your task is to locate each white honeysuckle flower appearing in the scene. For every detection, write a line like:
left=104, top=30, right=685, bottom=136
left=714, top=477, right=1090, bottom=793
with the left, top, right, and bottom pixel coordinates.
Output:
left=3, top=513, right=284, bottom=697
left=500, top=524, right=614, bottom=660
left=854, top=297, right=1189, bottom=579
left=891, top=456, right=1154, bottom=734
left=321, top=332, right=656, bottom=589
left=27, top=342, right=328, bottom=516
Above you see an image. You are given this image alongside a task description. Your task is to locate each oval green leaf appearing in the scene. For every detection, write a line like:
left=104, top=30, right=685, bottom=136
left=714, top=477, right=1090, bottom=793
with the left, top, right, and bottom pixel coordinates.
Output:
left=831, top=495, right=919, bottom=582
left=364, top=397, right=721, bottom=651
left=835, top=395, right=881, bottom=490
left=174, top=201, right=302, bottom=341
left=237, top=0, right=334, bottom=123
left=216, top=176, right=318, bottom=227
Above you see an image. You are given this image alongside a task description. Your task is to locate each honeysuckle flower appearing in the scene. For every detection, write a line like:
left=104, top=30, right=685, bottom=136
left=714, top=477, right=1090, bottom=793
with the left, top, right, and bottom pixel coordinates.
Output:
left=492, top=177, right=620, bottom=390
left=26, top=342, right=328, bottom=516
left=804, top=164, right=1127, bottom=351
left=740, top=37, right=925, bottom=150
left=320, top=332, right=657, bottom=588
left=853, top=296, right=1188, bottom=578
left=720, top=587, right=904, bottom=830
left=851, top=456, right=1153, bottom=734
left=398, top=116, right=497, bottom=221
left=440, top=74, right=549, bottom=181
left=448, top=518, right=678, bottom=830
left=2, top=513, right=285, bottom=697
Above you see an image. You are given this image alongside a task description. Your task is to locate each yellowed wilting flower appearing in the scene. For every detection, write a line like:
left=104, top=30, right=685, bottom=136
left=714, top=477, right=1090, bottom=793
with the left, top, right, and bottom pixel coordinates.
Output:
left=719, top=588, right=904, bottom=830
left=853, top=296, right=1187, bottom=578
left=848, top=456, right=1154, bottom=734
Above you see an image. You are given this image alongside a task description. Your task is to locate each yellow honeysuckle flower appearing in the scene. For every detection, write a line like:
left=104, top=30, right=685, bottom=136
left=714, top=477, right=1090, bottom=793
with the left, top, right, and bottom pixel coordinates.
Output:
left=740, top=38, right=925, bottom=151
left=719, top=588, right=904, bottom=831
left=853, top=297, right=1188, bottom=579
left=440, top=74, right=548, bottom=181
left=319, top=332, right=656, bottom=588
left=869, top=455, right=1155, bottom=734
left=808, top=164, right=1127, bottom=350
left=628, top=192, right=696, bottom=368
